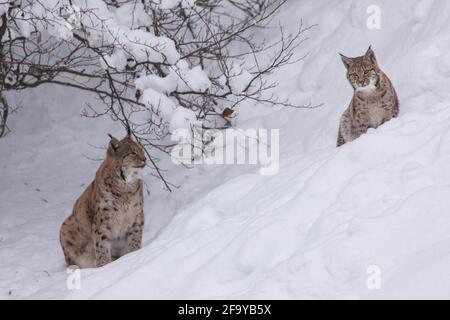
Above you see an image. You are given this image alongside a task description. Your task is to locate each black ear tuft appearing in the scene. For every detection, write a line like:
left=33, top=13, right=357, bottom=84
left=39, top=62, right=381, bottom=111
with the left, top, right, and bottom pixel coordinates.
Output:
left=108, top=133, right=120, bottom=151
left=339, top=53, right=353, bottom=70
left=364, top=46, right=377, bottom=65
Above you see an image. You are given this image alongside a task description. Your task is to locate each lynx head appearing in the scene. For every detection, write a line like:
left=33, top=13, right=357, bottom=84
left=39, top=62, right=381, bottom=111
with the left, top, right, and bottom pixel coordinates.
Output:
left=340, top=46, right=381, bottom=91
left=107, top=133, right=146, bottom=183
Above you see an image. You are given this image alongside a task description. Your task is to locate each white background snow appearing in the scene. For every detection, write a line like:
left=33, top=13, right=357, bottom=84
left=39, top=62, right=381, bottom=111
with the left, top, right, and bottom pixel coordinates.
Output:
left=1, top=0, right=450, bottom=299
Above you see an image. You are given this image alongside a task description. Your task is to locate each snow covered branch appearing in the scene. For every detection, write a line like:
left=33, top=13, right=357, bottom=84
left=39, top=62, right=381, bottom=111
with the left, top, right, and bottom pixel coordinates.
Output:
left=0, top=0, right=312, bottom=188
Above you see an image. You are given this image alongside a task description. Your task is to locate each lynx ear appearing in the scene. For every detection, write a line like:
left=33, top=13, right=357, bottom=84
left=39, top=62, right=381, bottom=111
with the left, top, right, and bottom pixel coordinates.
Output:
left=108, top=134, right=120, bottom=152
left=339, top=53, right=353, bottom=70
left=364, top=46, right=377, bottom=65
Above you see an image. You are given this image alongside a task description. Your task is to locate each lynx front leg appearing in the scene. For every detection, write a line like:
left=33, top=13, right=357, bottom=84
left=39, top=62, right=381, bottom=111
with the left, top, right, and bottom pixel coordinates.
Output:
left=126, top=211, right=144, bottom=254
left=353, top=116, right=371, bottom=141
left=339, top=110, right=372, bottom=145
left=337, top=113, right=356, bottom=146
left=93, top=218, right=113, bottom=267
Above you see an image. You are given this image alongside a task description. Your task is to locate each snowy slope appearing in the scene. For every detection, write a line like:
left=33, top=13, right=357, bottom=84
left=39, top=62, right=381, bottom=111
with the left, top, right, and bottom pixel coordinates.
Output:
left=1, top=0, right=450, bottom=299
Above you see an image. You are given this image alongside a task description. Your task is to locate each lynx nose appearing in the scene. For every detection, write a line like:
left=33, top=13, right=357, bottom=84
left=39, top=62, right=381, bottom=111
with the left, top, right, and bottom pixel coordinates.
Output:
left=134, top=160, right=146, bottom=169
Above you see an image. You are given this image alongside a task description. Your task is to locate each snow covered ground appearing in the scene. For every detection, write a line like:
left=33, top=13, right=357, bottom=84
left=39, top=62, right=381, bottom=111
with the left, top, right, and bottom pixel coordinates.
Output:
left=1, top=0, right=450, bottom=299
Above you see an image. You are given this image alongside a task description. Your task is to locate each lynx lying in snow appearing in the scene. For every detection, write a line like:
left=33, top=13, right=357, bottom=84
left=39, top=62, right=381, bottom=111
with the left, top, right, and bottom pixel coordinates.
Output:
left=60, top=134, right=146, bottom=268
left=337, top=46, right=399, bottom=147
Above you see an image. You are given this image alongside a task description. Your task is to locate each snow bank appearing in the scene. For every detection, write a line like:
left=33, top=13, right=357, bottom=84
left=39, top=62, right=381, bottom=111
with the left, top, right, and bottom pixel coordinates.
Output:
left=57, top=102, right=450, bottom=299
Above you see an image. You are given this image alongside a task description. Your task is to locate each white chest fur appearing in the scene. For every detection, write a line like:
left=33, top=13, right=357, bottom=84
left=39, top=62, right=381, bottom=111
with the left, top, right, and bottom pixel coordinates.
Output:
left=368, top=104, right=385, bottom=128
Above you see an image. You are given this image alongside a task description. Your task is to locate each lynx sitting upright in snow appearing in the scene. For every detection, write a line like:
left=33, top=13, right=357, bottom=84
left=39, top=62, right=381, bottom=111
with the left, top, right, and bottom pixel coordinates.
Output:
left=60, top=133, right=146, bottom=268
left=337, top=46, right=399, bottom=147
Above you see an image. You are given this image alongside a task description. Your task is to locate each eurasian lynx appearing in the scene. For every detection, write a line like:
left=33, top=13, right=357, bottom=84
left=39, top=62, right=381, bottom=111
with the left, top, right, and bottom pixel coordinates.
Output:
left=337, top=46, right=399, bottom=147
